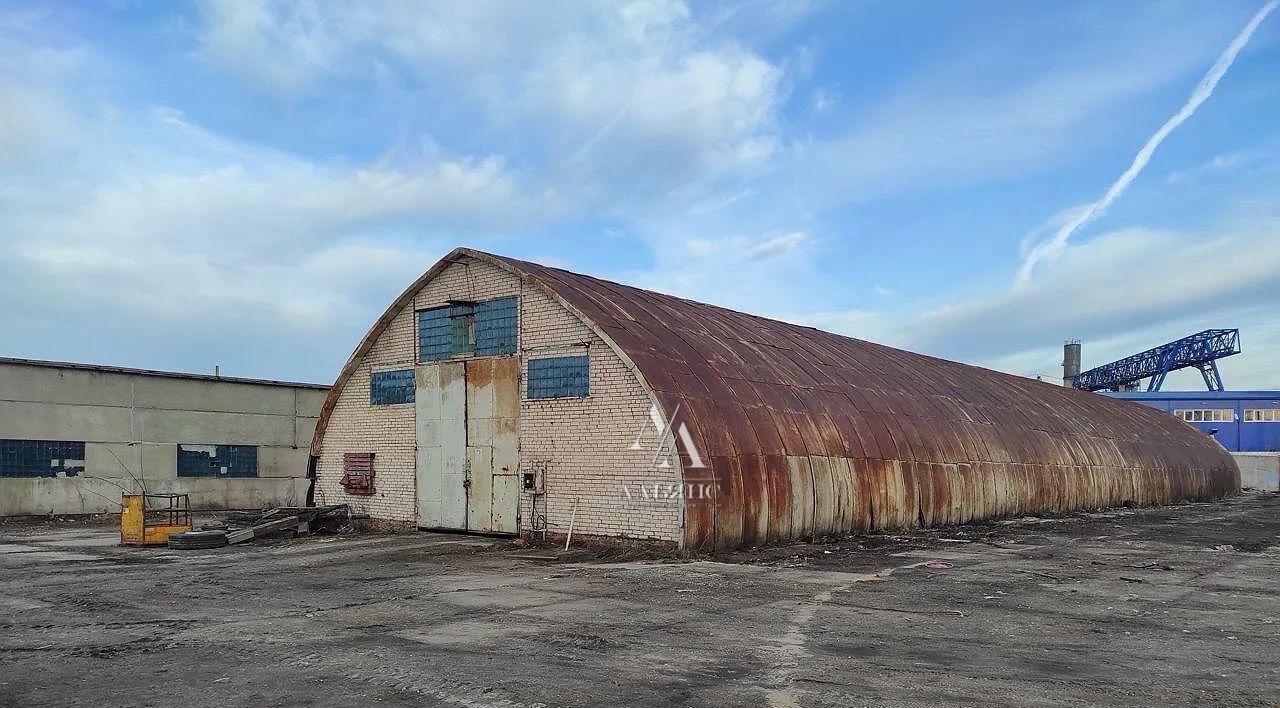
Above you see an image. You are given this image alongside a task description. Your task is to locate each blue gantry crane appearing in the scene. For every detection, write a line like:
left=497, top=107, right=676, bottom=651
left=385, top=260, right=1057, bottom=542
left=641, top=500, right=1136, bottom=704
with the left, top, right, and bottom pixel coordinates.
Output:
left=1072, top=329, right=1241, bottom=392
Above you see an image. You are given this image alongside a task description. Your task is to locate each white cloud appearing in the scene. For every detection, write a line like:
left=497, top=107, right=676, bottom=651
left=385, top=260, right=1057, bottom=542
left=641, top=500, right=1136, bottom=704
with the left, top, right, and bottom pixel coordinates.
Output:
left=768, top=215, right=1280, bottom=389
left=195, top=0, right=338, bottom=90
left=1015, top=0, right=1279, bottom=287
left=746, top=231, right=807, bottom=260
left=897, top=218, right=1280, bottom=383
left=193, top=0, right=786, bottom=200
left=5, top=105, right=554, bottom=259
left=610, top=227, right=824, bottom=319
left=0, top=31, right=561, bottom=380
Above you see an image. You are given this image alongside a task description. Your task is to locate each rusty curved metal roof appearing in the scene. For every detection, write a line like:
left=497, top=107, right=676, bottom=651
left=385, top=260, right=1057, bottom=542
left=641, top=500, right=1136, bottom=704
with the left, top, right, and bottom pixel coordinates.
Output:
left=480, top=250, right=1239, bottom=548
left=315, top=248, right=1239, bottom=549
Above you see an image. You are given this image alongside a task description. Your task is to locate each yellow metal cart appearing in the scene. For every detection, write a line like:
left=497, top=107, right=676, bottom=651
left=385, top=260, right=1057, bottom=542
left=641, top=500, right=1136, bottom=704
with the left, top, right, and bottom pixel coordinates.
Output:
left=120, top=493, right=192, bottom=546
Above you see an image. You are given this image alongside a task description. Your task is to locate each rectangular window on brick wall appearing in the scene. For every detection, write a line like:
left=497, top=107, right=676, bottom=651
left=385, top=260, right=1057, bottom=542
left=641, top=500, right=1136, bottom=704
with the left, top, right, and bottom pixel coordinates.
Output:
left=177, top=444, right=259, bottom=478
left=418, top=306, right=454, bottom=361
left=371, top=369, right=415, bottom=405
left=418, top=297, right=517, bottom=362
left=527, top=355, right=590, bottom=399
left=475, top=297, right=517, bottom=355
left=0, top=439, right=85, bottom=478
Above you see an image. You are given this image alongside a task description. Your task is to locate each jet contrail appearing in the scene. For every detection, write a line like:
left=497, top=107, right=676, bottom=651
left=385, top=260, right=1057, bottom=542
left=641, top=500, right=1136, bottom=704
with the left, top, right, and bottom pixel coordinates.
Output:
left=1015, top=0, right=1278, bottom=288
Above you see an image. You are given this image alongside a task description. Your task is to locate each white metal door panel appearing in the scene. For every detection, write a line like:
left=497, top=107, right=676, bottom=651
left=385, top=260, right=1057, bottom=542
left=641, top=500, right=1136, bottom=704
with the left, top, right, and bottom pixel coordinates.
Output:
left=416, top=361, right=467, bottom=529
left=464, top=358, right=520, bottom=534
left=490, top=357, right=520, bottom=534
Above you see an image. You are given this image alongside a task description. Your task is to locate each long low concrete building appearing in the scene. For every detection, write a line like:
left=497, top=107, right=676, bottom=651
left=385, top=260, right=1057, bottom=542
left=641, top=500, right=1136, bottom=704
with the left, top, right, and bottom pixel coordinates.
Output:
left=0, top=358, right=328, bottom=516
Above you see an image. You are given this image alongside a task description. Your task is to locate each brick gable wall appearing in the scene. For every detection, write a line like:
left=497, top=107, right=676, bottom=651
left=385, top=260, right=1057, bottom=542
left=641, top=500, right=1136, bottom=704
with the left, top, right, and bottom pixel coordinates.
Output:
left=314, top=257, right=680, bottom=542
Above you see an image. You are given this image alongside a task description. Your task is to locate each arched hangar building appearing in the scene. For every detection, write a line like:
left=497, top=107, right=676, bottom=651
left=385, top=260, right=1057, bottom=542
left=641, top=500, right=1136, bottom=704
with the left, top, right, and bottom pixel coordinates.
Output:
left=312, top=248, right=1238, bottom=550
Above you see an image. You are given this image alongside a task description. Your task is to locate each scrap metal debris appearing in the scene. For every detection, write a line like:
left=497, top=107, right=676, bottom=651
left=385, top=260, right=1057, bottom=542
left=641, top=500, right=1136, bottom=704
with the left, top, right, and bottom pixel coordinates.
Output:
left=224, top=506, right=356, bottom=544
left=167, top=505, right=356, bottom=550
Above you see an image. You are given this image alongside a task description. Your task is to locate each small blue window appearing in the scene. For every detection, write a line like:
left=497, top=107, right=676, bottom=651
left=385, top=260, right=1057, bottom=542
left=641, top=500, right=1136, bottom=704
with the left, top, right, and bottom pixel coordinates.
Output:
left=371, top=369, right=415, bottom=405
left=418, top=297, right=517, bottom=361
left=528, top=356, right=590, bottom=399
left=177, top=445, right=258, bottom=478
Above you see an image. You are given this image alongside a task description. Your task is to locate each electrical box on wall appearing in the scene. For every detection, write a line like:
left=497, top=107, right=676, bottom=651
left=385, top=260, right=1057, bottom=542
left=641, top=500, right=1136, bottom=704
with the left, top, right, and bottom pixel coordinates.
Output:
left=521, top=461, right=547, bottom=493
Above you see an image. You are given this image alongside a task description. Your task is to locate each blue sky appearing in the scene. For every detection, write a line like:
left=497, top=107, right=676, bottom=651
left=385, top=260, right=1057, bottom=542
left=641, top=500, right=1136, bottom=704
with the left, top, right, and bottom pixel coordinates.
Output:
left=2, top=1, right=1278, bottom=388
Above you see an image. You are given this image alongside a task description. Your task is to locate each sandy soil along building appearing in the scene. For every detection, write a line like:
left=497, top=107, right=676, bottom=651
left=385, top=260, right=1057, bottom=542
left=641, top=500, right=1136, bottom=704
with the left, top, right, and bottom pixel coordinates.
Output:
left=0, top=358, right=328, bottom=516
left=312, top=248, right=1239, bottom=550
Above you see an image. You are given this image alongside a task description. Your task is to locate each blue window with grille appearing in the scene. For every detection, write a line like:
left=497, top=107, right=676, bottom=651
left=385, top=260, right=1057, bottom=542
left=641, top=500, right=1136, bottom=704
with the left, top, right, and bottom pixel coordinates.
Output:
left=527, top=356, right=590, bottom=399
left=475, top=297, right=517, bottom=355
left=418, top=306, right=457, bottom=361
left=371, top=369, right=415, bottom=405
left=0, top=439, right=85, bottom=478
left=418, top=297, right=517, bottom=361
left=177, top=444, right=258, bottom=478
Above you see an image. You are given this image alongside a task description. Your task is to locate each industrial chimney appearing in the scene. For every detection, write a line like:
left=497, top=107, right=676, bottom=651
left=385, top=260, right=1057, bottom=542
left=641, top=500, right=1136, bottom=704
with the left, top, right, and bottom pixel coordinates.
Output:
left=1063, top=340, right=1081, bottom=388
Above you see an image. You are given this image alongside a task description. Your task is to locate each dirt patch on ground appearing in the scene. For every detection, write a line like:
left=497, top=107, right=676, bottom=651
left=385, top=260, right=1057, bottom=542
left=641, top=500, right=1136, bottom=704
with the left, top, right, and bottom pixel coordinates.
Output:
left=1, top=493, right=1277, bottom=707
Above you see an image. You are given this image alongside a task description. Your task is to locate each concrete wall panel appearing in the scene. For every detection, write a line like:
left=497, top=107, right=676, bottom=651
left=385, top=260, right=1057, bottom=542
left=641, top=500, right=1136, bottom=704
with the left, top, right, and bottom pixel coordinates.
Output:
left=295, top=416, right=319, bottom=448
left=132, top=377, right=296, bottom=415
left=133, top=409, right=295, bottom=447
left=1, top=401, right=133, bottom=442
left=1233, top=452, right=1280, bottom=492
left=258, top=446, right=310, bottom=478
left=84, top=442, right=179, bottom=481
left=0, top=476, right=310, bottom=516
left=0, top=364, right=132, bottom=407
left=84, top=443, right=144, bottom=482
left=296, top=389, right=329, bottom=417
left=144, top=477, right=309, bottom=509
left=0, top=478, right=129, bottom=516
left=141, top=442, right=179, bottom=479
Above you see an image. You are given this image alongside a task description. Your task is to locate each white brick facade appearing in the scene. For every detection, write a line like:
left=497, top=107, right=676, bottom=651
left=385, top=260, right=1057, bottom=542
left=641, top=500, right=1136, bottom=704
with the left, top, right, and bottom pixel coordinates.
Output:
left=314, top=257, right=681, bottom=543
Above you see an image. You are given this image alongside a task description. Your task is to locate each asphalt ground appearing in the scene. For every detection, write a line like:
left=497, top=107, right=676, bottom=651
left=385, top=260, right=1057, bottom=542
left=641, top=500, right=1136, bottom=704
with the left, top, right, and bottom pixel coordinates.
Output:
left=1, top=492, right=1277, bottom=707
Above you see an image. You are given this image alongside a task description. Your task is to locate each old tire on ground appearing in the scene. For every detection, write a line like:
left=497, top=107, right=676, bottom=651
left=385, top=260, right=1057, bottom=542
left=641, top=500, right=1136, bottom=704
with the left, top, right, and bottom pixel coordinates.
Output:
left=167, top=530, right=229, bottom=550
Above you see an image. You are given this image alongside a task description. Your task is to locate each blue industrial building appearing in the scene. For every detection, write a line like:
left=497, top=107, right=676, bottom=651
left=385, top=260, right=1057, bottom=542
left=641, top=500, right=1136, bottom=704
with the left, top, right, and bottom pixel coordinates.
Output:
left=1102, top=391, right=1280, bottom=453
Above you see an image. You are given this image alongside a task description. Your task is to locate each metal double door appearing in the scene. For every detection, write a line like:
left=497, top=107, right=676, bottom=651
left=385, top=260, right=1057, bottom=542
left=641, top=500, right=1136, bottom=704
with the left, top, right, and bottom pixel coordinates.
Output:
left=415, top=357, right=519, bottom=533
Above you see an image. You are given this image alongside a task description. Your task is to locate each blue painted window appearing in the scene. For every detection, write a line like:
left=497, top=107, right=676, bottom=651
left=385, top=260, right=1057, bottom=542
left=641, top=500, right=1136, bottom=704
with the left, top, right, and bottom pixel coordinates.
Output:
left=0, top=439, right=85, bottom=478
left=177, top=445, right=258, bottom=478
left=475, top=297, right=518, bottom=355
left=419, top=297, right=517, bottom=361
left=527, top=356, right=590, bottom=399
left=371, top=369, right=415, bottom=405
left=418, top=307, right=456, bottom=361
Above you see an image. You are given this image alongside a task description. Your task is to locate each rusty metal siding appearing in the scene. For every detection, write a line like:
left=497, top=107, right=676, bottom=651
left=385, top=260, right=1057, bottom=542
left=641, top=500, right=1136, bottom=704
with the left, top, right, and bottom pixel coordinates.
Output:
left=475, top=250, right=1238, bottom=550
